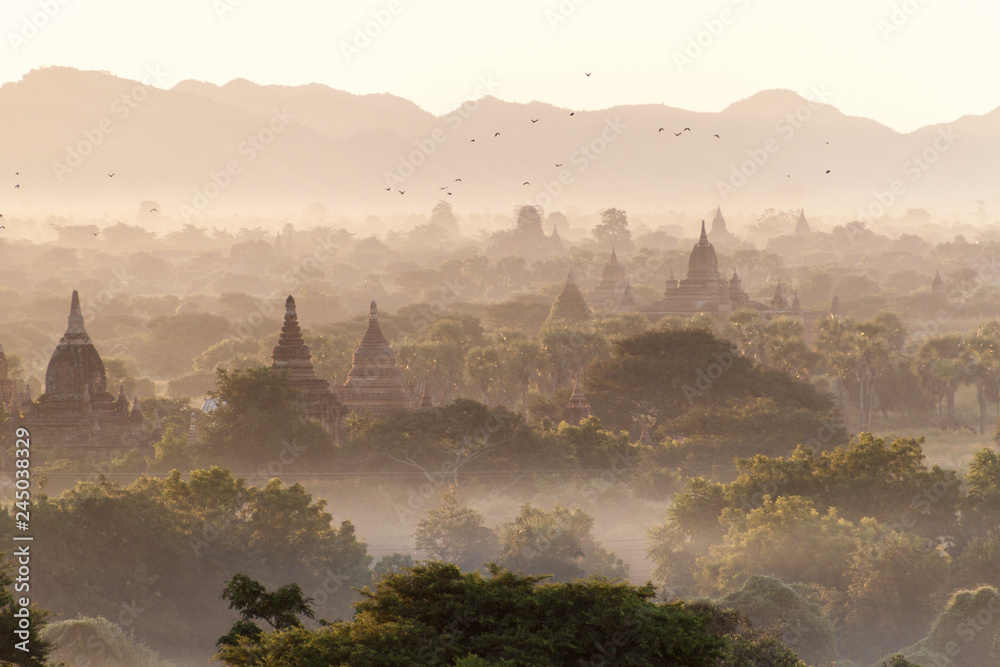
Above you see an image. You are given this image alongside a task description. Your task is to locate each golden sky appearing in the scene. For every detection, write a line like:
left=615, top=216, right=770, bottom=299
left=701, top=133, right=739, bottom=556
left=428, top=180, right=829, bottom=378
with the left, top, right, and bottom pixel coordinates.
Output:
left=3, top=0, right=999, bottom=132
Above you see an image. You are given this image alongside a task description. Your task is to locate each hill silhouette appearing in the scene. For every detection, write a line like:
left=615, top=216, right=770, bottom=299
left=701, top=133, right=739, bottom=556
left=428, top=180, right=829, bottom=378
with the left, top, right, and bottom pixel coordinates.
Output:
left=0, top=67, right=994, bottom=219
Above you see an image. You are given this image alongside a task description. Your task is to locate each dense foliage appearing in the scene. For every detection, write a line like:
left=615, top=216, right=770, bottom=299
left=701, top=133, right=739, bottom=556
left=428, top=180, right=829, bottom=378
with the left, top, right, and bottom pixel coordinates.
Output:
left=0, top=469, right=372, bottom=659
left=214, top=562, right=756, bottom=667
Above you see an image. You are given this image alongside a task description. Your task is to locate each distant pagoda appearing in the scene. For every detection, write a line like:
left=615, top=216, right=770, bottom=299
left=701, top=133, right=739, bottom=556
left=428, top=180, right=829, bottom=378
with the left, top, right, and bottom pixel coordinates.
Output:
left=563, top=377, right=593, bottom=425
left=931, top=270, right=946, bottom=293
left=641, top=221, right=749, bottom=316
left=337, top=301, right=412, bottom=415
left=591, top=248, right=629, bottom=314
left=548, top=271, right=592, bottom=325
left=795, top=210, right=811, bottom=235
left=270, top=295, right=342, bottom=434
left=710, top=206, right=735, bottom=240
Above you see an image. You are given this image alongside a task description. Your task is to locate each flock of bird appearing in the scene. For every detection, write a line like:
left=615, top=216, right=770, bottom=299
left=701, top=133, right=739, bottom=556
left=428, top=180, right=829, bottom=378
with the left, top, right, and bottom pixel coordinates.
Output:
left=0, top=72, right=835, bottom=223
left=382, top=71, right=832, bottom=199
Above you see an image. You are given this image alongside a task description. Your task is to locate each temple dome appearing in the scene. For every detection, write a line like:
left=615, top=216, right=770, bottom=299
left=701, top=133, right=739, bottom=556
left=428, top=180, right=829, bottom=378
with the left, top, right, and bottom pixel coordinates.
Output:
left=687, top=221, right=719, bottom=279
left=43, top=291, right=109, bottom=399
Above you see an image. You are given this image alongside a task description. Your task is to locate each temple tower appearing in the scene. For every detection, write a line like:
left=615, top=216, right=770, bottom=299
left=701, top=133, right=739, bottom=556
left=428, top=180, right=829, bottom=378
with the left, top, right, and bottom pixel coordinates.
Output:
left=563, top=377, right=593, bottom=425
left=338, top=301, right=411, bottom=415
left=271, top=295, right=342, bottom=433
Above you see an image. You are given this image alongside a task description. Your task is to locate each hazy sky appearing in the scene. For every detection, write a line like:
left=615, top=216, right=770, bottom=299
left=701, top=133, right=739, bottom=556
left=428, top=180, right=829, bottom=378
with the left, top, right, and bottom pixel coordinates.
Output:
left=4, top=0, right=998, bottom=132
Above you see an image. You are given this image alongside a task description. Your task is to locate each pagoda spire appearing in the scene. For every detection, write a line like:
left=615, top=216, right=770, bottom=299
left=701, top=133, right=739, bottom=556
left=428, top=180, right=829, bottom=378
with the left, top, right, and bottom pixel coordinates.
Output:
left=65, top=290, right=88, bottom=338
left=699, top=220, right=709, bottom=244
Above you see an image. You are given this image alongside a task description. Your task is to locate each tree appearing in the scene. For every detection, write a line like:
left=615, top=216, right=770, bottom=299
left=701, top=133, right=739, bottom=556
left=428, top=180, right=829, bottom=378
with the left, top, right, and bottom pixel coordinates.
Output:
left=413, top=489, right=497, bottom=570
left=965, top=322, right=1000, bottom=433
left=496, top=504, right=627, bottom=582
left=217, top=573, right=315, bottom=647
left=720, top=575, right=836, bottom=666
left=0, top=554, right=51, bottom=666
left=693, top=496, right=869, bottom=595
left=592, top=208, right=633, bottom=249
left=844, top=529, right=951, bottom=660
left=913, top=334, right=970, bottom=421
left=587, top=328, right=842, bottom=453
left=215, top=562, right=732, bottom=667
left=200, top=367, right=334, bottom=468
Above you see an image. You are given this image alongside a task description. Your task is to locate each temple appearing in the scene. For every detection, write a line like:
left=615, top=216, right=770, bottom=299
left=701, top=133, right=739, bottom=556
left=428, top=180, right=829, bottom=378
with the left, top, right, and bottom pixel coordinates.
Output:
left=563, top=377, right=593, bottom=425
left=24, top=291, right=152, bottom=453
left=548, top=272, right=592, bottom=324
left=710, top=206, right=736, bottom=241
left=590, top=248, right=630, bottom=314
left=487, top=205, right=566, bottom=258
left=931, top=270, right=946, bottom=293
left=794, top=210, right=811, bottom=235
left=270, top=295, right=342, bottom=433
left=641, top=221, right=750, bottom=317
left=337, top=301, right=412, bottom=415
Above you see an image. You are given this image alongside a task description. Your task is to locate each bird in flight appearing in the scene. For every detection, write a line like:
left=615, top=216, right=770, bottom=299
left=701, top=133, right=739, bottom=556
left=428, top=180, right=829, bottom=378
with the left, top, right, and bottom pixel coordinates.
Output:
left=108, top=173, right=115, bottom=178
left=825, top=170, right=831, bottom=174
left=714, top=134, right=720, bottom=138
left=569, top=112, right=575, bottom=116
left=470, top=139, right=475, bottom=142
left=455, top=178, right=462, bottom=182
left=658, top=128, right=665, bottom=133
left=494, top=132, right=500, bottom=137
left=14, top=185, right=18, bottom=189
left=584, top=72, right=591, bottom=77
left=398, top=190, right=405, bottom=194
left=91, top=232, right=100, bottom=237
left=530, top=119, right=539, bottom=123
left=554, top=163, right=563, bottom=167
left=439, top=186, right=447, bottom=190
left=384, top=187, right=391, bottom=191
left=522, top=181, right=530, bottom=185
left=0, top=226, right=5, bottom=230
left=447, top=192, right=452, bottom=195
left=673, top=132, right=682, bottom=136
left=683, top=127, right=691, bottom=132
left=149, top=208, right=157, bottom=212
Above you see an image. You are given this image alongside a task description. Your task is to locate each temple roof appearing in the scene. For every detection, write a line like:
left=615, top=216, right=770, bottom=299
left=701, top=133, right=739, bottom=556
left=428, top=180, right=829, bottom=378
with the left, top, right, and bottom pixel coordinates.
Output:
left=548, top=272, right=591, bottom=324
left=687, top=221, right=720, bottom=279
left=563, top=376, right=593, bottom=425
left=711, top=206, right=728, bottom=236
left=795, top=209, right=811, bottom=234
left=42, top=291, right=109, bottom=399
left=600, top=247, right=626, bottom=285
left=64, top=290, right=91, bottom=343
left=272, top=295, right=324, bottom=383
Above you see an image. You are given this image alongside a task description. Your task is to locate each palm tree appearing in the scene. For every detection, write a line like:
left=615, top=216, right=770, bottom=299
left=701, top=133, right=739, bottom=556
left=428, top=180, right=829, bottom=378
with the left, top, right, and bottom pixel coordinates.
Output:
left=912, top=334, right=970, bottom=423
left=853, top=321, right=892, bottom=431
left=814, top=315, right=859, bottom=424
left=964, top=323, right=1000, bottom=433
